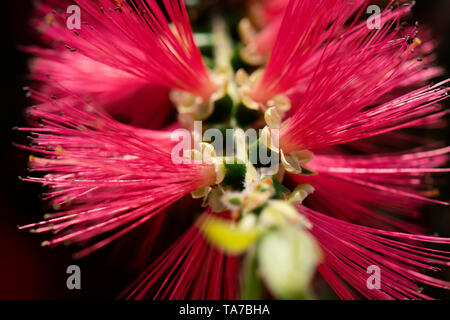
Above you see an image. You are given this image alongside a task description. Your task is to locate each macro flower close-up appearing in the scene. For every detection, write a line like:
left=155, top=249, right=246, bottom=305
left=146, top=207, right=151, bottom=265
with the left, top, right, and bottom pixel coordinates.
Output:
left=3, top=0, right=450, bottom=304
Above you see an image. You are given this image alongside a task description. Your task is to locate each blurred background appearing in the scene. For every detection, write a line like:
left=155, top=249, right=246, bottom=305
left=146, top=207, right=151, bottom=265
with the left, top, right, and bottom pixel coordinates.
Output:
left=1, top=0, right=449, bottom=299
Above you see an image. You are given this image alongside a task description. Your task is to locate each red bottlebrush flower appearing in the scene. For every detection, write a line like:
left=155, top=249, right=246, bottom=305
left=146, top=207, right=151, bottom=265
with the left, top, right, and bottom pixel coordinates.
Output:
left=292, top=148, right=450, bottom=232
left=301, top=207, right=450, bottom=300
left=42, top=0, right=217, bottom=98
left=28, top=0, right=217, bottom=127
left=26, top=47, right=173, bottom=128
left=121, top=216, right=241, bottom=300
left=18, top=0, right=450, bottom=300
left=19, top=93, right=218, bottom=258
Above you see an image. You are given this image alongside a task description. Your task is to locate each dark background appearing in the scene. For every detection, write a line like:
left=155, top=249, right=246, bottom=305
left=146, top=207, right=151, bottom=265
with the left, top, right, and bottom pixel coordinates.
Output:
left=1, top=0, right=449, bottom=299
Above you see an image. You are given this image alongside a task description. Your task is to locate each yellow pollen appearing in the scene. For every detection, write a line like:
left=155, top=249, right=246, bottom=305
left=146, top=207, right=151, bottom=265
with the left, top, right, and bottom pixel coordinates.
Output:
left=44, top=14, right=54, bottom=25
left=424, top=189, right=439, bottom=197
left=55, top=146, right=64, bottom=155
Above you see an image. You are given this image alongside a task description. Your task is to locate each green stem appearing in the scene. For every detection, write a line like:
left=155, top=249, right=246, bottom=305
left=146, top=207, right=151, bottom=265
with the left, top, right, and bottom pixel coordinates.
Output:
left=211, top=16, right=240, bottom=128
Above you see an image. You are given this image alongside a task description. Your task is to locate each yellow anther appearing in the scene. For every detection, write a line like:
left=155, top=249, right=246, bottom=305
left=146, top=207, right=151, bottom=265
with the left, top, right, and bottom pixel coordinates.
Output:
left=214, top=160, right=226, bottom=185
left=44, top=14, right=55, bottom=25
left=264, top=107, right=282, bottom=129
left=238, top=19, right=269, bottom=65
left=200, top=142, right=216, bottom=163
left=289, top=184, right=315, bottom=205
left=191, top=187, right=212, bottom=199
left=237, top=70, right=291, bottom=116
left=41, top=241, right=50, bottom=247
left=236, top=69, right=250, bottom=87
left=424, top=188, right=439, bottom=197
left=280, top=149, right=315, bottom=175
left=267, top=94, right=291, bottom=113
left=55, top=146, right=64, bottom=155
left=183, top=149, right=203, bottom=161
left=413, top=37, right=422, bottom=46
left=238, top=18, right=256, bottom=45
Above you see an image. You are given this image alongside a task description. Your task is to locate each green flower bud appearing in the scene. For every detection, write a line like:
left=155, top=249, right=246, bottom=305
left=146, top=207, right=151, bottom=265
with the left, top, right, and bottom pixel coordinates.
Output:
left=258, top=226, right=322, bottom=299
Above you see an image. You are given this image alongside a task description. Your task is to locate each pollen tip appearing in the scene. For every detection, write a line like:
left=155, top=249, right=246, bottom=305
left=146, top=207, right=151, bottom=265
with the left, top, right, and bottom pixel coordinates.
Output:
left=44, top=13, right=55, bottom=25
left=55, top=146, right=63, bottom=155
left=41, top=241, right=50, bottom=247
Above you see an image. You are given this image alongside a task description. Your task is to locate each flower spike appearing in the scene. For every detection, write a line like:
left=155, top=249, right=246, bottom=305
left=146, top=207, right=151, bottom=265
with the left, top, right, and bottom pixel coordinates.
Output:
left=33, top=0, right=217, bottom=101
left=15, top=0, right=450, bottom=300
left=302, top=206, right=450, bottom=299
left=291, top=147, right=450, bottom=232
left=18, top=96, right=218, bottom=257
